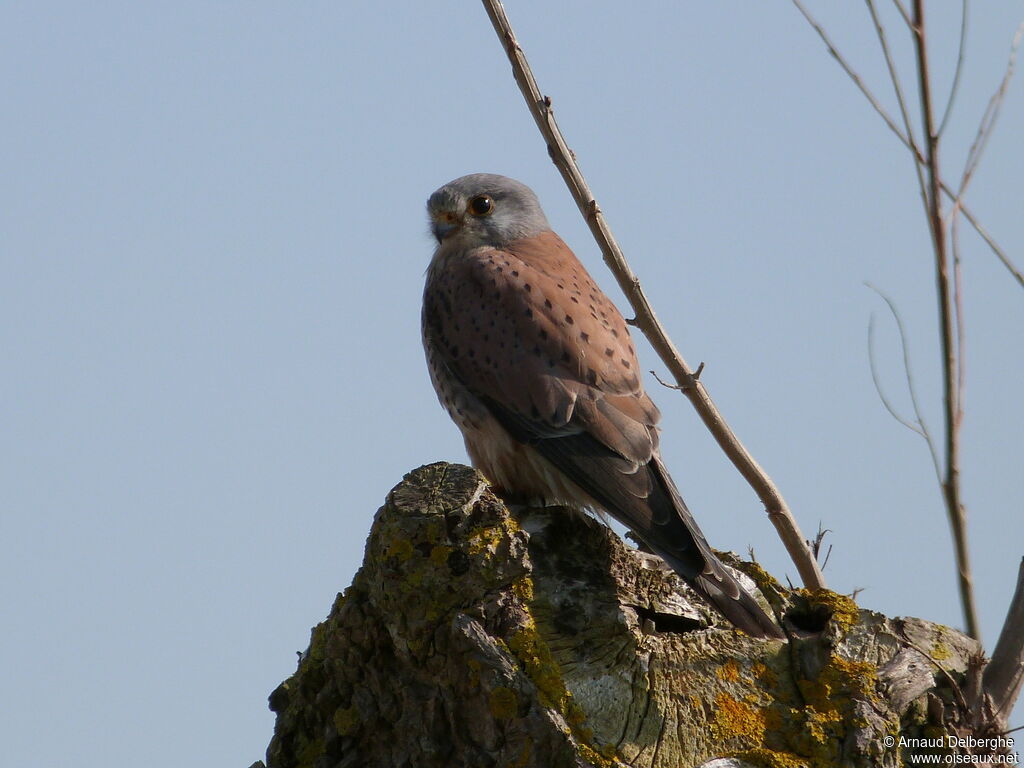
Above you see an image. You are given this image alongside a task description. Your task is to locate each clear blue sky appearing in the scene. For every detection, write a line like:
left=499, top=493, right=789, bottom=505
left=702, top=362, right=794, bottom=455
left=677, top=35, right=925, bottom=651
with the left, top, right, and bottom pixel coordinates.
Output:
left=2, top=3, right=1021, bottom=765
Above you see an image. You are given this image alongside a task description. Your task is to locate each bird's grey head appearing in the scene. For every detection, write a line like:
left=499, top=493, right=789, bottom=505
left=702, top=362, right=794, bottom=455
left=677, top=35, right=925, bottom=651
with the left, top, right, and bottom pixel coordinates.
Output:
left=427, top=173, right=551, bottom=249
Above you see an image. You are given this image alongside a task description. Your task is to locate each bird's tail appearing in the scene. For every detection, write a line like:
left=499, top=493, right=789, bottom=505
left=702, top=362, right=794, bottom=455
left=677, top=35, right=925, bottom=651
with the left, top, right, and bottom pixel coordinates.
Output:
left=646, top=457, right=785, bottom=639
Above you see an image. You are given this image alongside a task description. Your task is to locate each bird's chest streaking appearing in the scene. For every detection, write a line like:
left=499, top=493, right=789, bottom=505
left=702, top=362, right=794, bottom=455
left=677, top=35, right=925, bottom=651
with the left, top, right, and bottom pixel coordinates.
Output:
left=421, top=233, right=650, bottom=504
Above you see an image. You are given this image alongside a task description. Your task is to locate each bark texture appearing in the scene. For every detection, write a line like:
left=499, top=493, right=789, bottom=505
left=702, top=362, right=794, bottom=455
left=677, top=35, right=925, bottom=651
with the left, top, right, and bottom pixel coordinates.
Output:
left=255, top=463, right=1016, bottom=768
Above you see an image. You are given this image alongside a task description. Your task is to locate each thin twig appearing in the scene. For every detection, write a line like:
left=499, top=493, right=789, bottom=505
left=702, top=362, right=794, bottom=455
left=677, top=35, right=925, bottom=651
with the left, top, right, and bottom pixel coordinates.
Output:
left=937, top=0, right=969, bottom=138
left=792, top=0, right=1024, bottom=289
left=864, top=0, right=930, bottom=233
left=912, top=0, right=979, bottom=641
left=867, top=315, right=928, bottom=437
left=953, top=200, right=1024, bottom=288
left=983, top=558, right=1024, bottom=725
left=809, top=523, right=833, bottom=570
left=958, top=23, right=1024, bottom=201
left=866, top=284, right=942, bottom=481
left=901, top=636, right=970, bottom=713
left=479, top=0, right=826, bottom=589
left=889, top=0, right=914, bottom=30
left=793, top=0, right=911, bottom=155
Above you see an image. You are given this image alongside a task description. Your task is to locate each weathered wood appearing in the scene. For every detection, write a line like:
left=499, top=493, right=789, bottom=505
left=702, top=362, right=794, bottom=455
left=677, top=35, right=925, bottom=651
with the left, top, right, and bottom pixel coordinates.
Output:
left=257, top=463, right=1017, bottom=768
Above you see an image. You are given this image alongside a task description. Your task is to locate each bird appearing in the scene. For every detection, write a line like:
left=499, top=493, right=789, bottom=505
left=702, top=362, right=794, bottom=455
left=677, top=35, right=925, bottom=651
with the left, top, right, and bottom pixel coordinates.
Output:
left=421, top=173, right=784, bottom=640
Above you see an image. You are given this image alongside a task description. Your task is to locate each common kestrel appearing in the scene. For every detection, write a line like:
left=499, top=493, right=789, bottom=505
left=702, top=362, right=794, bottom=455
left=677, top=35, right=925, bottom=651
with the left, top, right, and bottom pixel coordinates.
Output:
left=421, top=173, right=783, bottom=639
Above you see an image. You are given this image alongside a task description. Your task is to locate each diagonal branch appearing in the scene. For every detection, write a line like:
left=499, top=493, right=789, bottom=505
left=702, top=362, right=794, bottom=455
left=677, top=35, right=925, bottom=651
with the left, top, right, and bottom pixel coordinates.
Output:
left=953, top=201, right=1024, bottom=288
left=957, top=22, right=1024, bottom=202
left=792, top=0, right=1024, bottom=289
left=937, top=0, right=969, bottom=139
left=889, top=0, right=914, bottom=30
left=864, top=0, right=930, bottom=232
left=793, top=0, right=912, bottom=156
left=479, top=0, right=826, bottom=590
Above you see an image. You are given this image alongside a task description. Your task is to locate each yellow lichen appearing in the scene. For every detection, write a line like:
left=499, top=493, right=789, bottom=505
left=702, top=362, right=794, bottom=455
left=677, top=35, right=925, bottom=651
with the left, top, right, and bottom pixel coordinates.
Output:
left=429, top=544, right=451, bottom=566
left=512, top=576, right=535, bottom=601
left=466, top=658, right=481, bottom=688
left=511, top=740, right=533, bottom=768
left=294, top=736, right=325, bottom=768
left=710, top=692, right=768, bottom=743
left=930, top=642, right=951, bottom=661
left=488, top=686, right=518, bottom=719
left=735, top=747, right=811, bottom=768
left=466, top=524, right=505, bottom=557
left=798, top=588, right=860, bottom=633
left=505, top=581, right=619, bottom=765
left=717, top=658, right=742, bottom=683
left=333, top=705, right=358, bottom=735
left=753, top=661, right=777, bottom=688
left=386, top=536, right=414, bottom=562
left=508, top=624, right=571, bottom=713
left=736, top=558, right=785, bottom=596
left=576, top=742, right=618, bottom=768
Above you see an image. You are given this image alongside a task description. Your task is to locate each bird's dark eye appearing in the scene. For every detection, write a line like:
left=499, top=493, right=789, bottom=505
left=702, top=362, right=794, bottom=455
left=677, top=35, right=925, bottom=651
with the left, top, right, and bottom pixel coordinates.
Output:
left=468, top=195, right=494, bottom=216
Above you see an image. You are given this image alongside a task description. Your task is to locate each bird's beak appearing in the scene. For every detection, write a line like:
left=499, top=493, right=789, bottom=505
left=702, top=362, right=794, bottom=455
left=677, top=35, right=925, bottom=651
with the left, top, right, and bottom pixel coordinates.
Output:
left=431, top=211, right=462, bottom=244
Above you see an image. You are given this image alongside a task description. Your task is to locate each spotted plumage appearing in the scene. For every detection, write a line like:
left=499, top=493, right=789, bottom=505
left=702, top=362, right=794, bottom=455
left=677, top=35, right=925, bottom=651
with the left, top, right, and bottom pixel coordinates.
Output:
left=421, top=173, right=784, bottom=639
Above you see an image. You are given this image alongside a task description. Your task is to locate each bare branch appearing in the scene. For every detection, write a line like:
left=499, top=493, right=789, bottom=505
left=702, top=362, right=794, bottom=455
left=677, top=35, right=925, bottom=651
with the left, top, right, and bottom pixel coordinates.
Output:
left=889, top=0, right=914, bottom=30
left=864, top=0, right=928, bottom=210
left=937, top=0, right=969, bottom=138
left=792, top=0, right=914, bottom=158
left=953, top=200, right=1024, bottom=289
left=912, top=0, right=979, bottom=641
left=983, top=558, right=1024, bottom=724
left=958, top=23, right=1024, bottom=200
left=792, top=1, right=1024, bottom=289
left=479, top=0, right=827, bottom=589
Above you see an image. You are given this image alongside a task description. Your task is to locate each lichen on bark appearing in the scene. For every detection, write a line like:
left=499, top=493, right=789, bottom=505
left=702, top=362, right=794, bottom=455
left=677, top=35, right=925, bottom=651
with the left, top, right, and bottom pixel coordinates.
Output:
left=255, top=463, right=1013, bottom=768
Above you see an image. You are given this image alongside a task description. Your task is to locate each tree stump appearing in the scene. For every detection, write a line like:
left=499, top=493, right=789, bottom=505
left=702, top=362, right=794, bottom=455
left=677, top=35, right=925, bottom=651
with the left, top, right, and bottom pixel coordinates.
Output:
left=254, top=463, right=1016, bottom=767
